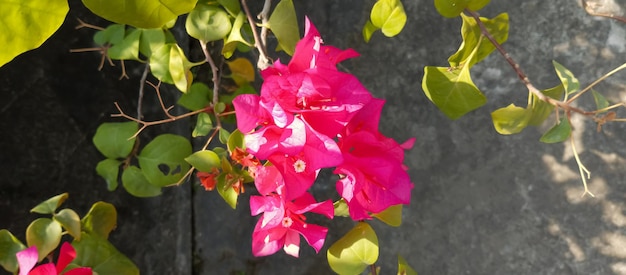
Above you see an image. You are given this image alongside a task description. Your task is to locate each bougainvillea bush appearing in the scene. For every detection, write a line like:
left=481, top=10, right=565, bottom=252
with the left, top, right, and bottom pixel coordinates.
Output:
left=2, top=0, right=625, bottom=274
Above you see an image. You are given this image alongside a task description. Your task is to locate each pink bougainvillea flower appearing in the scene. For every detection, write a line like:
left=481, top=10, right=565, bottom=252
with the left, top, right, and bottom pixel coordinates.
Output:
left=16, top=242, right=92, bottom=275
left=335, top=99, right=415, bottom=220
left=249, top=179, right=334, bottom=257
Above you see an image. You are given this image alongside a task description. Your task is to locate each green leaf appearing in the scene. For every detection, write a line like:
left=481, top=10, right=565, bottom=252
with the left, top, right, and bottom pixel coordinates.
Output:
left=268, top=0, right=299, bottom=55
left=448, top=13, right=509, bottom=68
left=108, top=28, right=142, bottom=61
left=193, top=112, right=214, bottom=137
left=218, top=0, right=241, bottom=16
left=227, top=129, right=245, bottom=153
left=138, top=28, right=167, bottom=59
left=592, top=90, right=610, bottom=113
left=397, top=254, right=418, bottom=275
left=540, top=117, right=572, bottom=143
left=81, top=0, right=198, bottom=29
left=222, top=12, right=252, bottom=58
left=370, top=0, right=407, bottom=37
left=72, top=232, right=139, bottom=275
left=94, top=24, right=126, bottom=46
left=138, top=134, right=192, bottom=187
left=372, top=204, right=402, bottom=227
left=178, top=82, right=212, bottom=111
left=219, top=128, right=231, bottom=144
left=527, top=85, right=564, bottom=126
left=0, top=0, right=68, bottom=67
left=217, top=173, right=239, bottom=209
left=149, top=43, right=201, bottom=93
left=30, top=193, right=69, bottom=214
left=327, top=222, right=379, bottom=275
left=96, top=159, right=122, bottom=191
left=0, top=230, right=26, bottom=273
left=121, top=166, right=162, bottom=197
left=362, top=20, right=379, bottom=43
left=26, top=218, right=62, bottom=261
left=434, top=0, right=490, bottom=18
left=226, top=58, right=256, bottom=86
left=333, top=199, right=350, bottom=217
left=53, top=209, right=82, bottom=240
left=552, top=60, right=580, bottom=100
left=422, top=66, right=486, bottom=119
left=186, top=3, right=232, bottom=42
left=490, top=104, right=530, bottom=135
left=81, top=202, right=117, bottom=239
left=185, top=150, right=221, bottom=172
left=93, top=122, right=138, bottom=159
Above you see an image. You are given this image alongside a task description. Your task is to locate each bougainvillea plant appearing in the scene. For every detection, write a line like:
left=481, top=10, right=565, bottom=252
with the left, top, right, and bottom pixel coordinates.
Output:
left=1, top=0, right=625, bottom=274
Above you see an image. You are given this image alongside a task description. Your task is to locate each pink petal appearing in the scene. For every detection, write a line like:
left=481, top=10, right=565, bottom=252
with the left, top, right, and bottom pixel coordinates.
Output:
left=251, top=225, right=287, bottom=257
left=233, top=94, right=264, bottom=133
left=16, top=246, right=38, bottom=275
left=28, top=264, right=56, bottom=275
left=56, top=242, right=76, bottom=273
left=282, top=231, right=301, bottom=257
left=290, top=222, right=329, bottom=253
left=63, top=268, right=93, bottom=275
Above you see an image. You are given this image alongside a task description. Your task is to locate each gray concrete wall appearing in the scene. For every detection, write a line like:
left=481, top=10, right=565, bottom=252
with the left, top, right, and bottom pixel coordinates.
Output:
left=1, top=0, right=626, bottom=274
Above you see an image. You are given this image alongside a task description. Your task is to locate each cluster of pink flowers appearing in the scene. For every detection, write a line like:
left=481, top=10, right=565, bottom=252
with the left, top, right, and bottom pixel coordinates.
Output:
left=233, top=18, right=414, bottom=257
left=16, top=243, right=92, bottom=275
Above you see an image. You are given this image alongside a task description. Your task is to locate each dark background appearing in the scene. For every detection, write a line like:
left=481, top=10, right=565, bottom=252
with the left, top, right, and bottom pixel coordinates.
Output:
left=2, top=0, right=626, bottom=274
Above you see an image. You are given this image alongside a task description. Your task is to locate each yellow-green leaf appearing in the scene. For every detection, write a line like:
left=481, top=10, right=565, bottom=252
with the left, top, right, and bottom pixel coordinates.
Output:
left=448, top=13, right=509, bottom=68
left=186, top=3, right=232, bottom=42
left=26, top=218, right=62, bottom=261
left=268, top=0, right=299, bottom=55
left=222, top=12, right=251, bottom=58
left=122, top=166, right=162, bottom=197
left=0, top=0, right=68, bottom=67
left=370, top=0, right=407, bottom=37
left=185, top=150, right=221, bottom=172
left=53, top=209, right=82, bottom=240
left=96, top=159, right=122, bottom=191
left=491, top=104, right=531, bottom=135
left=422, top=66, right=486, bottom=119
left=327, top=222, right=379, bottom=275
left=372, top=204, right=403, bottom=227
left=397, top=254, right=418, bottom=275
left=81, top=202, right=117, bottom=239
left=81, top=0, right=198, bottom=29
left=592, top=90, right=610, bottom=113
left=540, top=117, right=572, bottom=143
left=227, top=58, right=255, bottom=86
left=552, top=60, right=580, bottom=100
left=30, top=193, right=68, bottom=214
left=527, top=85, right=564, bottom=126
left=0, top=230, right=26, bottom=273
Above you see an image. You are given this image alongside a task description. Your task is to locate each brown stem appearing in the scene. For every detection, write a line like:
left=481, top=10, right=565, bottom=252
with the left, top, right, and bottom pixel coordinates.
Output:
left=242, top=0, right=271, bottom=70
left=259, top=0, right=272, bottom=51
left=582, top=0, right=626, bottom=24
left=75, top=18, right=105, bottom=30
left=199, top=41, right=224, bottom=130
left=137, top=64, right=150, bottom=120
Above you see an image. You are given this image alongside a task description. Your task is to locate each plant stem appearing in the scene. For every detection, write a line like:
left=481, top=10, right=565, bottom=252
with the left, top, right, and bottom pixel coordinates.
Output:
left=200, top=40, right=223, bottom=129
left=137, top=64, right=150, bottom=120
left=242, top=0, right=271, bottom=70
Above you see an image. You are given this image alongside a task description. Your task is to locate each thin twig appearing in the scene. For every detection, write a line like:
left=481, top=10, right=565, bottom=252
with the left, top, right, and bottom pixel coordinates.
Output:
left=199, top=40, right=224, bottom=130
left=75, top=18, right=105, bottom=30
left=146, top=81, right=176, bottom=119
left=137, top=64, right=150, bottom=120
left=112, top=102, right=209, bottom=139
left=464, top=9, right=593, bottom=116
left=242, top=0, right=271, bottom=70
left=259, top=0, right=272, bottom=51
left=570, top=137, right=594, bottom=197
left=582, top=0, right=626, bottom=24
left=567, top=63, right=626, bottom=104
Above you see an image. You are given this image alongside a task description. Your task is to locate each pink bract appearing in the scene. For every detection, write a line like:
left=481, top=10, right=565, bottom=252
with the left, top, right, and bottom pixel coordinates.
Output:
left=16, top=242, right=92, bottom=275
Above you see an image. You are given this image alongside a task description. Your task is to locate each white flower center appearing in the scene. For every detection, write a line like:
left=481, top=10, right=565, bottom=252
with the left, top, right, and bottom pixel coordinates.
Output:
left=293, top=159, right=306, bottom=173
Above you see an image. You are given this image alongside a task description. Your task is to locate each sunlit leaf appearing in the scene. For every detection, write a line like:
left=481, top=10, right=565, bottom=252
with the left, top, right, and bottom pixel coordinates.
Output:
left=540, top=117, right=572, bottom=143
left=448, top=13, right=508, bottom=68
left=186, top=3, right=232, bottom=42
left=268, top=0, right=299, bottom=55
left=372, top=204, right=402, bottom=227
left=397, top=254, right=418, bottom=275
left=53, top=209, right=82, bottom=240
left=333, top=199, right=350, bottom=217
left=327, top=222, right=379, bottom=275
left=92, top=122, right=138, bottom=159
left=222, top=12, right=251, bottom=58
left=94, top=24, right=125, bottom=46
left=362, top=20, right=379, bottom=43
left=138, top=28, right=167, bottom=58
left=81, top=202, right=117, bottom=239
left=138, top=134, right=192, bottom=187
left=30, top=193, right=68, bottom=214
left=81, top=0, right=197, bottom=29
left=26, top=218, right=62, bottom=261
left=527, top=85, right=564, bottom=126
left=193, top=112, right=214, bottom=137
left=122, top=166, right=162, bottom=197
left=370, top=0, right=407, bottom=37
left=0, top=229, right=26, bottom=273
left=72, top=232, right=139, bottom=275
left=150, top=43, right=203, bottom=93
left=552, top=60, right=580, bottom=100
left=227, top=58, right=255, bottom=86
left=96, top=159, right=122, bottom=191
left=0, top=0, right=68, bottom=67
left=185, top=150, right=221, bottom=172
left=491, top=104, right=530, bottom=135
left=218, top=0, right=241, bottom=16
left=422, top=66, right=486, bottom=119
left=592, top=90, right=610, bottom=113
left=434, top=0, right=490, bottom=18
